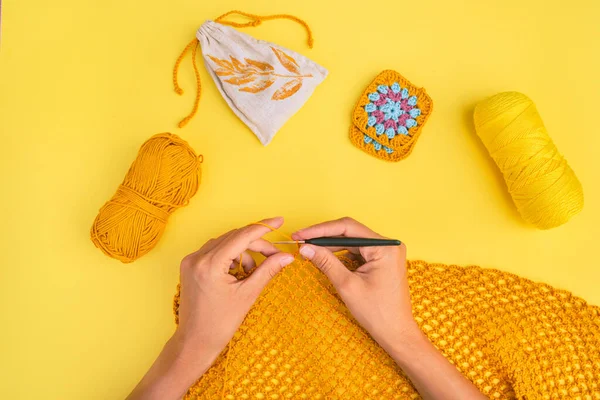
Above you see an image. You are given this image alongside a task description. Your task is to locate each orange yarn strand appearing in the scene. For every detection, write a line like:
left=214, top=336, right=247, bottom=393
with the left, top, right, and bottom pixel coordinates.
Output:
left=91, top=133, right=202, bottom=263
left=214, top=10, right=314, bottom=48
left=177, top=41, right=202, bottom=128
left=173, top=38, right=198, bottom=95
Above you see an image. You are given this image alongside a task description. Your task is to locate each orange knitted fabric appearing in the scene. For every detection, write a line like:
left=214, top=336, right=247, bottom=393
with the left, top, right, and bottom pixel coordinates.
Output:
left=173, top=257, right=600, bottom=399
left=350, top=70, right=433, bottom=162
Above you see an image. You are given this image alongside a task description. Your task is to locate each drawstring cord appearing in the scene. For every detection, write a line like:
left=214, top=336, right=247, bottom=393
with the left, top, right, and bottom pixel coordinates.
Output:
left=214, top=10, right=314, bottom=48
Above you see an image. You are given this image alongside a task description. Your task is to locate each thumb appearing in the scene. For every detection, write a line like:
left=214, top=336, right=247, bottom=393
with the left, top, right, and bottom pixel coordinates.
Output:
left=242, top=252, right=295, bottom=296
left=300, top=245, right=353, bottom=288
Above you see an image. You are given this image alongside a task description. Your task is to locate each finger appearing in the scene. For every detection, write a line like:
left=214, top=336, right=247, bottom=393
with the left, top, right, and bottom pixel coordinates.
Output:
left=241, top=252, right=295, bottom=297
left=292, top=217, right=383, bottom=241
left=299, top=245, right=354, bottom=290
left=313, top=246, right=361, bottom=255
left=248, top=238, right=280, bottom=257
left=293, top=218, right=388, bottom=262
left=199, top=229, right=237, bottom=254
left=230, top=251, right=256, bottom=273
left=337, top=251, right=365, bottom=265
left=230, top=240, right=281, bottom=273
left=356, top=242, right=407, bottom=271
left=214, top=217, right=284, bottom=266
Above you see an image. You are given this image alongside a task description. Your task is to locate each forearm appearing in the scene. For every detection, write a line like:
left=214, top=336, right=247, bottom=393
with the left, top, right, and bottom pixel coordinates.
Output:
left=379, top=326, right=486, bottom=400
left=127, top=334, right=215, bottom=400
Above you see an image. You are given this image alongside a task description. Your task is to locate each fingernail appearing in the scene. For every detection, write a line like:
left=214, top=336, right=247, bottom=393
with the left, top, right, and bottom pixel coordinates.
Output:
left=300, top=246, right=315, bottom=259
left=280, top=255, right=295, bottom=266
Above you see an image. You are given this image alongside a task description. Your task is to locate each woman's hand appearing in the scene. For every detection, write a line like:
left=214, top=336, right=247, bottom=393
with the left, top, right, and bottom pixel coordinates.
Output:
left=293, top=217, right=416, bottom=347
left=127, top=217, right=294, bottom=400
left=176, top=216, right=295, bottom=365
left=293, top=217, right=486, bottom=400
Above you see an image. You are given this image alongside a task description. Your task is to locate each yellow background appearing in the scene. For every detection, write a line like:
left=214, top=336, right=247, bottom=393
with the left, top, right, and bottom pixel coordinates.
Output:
left=1, top=0, right=599, bottom=398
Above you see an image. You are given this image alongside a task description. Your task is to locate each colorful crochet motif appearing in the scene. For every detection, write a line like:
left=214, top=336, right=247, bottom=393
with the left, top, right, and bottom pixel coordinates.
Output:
left=350, top=70, right=433, bottom=162
left=365, top=83, right=421, bottom=139
left=173, top=257, right=600, bottom=399
left=364, top=134, right=394, bottom=153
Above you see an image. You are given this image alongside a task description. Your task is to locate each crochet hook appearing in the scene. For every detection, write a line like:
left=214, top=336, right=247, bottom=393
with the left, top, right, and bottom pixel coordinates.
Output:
left=273, top=237, right=401, bottom=247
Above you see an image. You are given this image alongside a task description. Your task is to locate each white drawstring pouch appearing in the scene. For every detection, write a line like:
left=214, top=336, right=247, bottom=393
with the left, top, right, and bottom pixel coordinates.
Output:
left=173, top=11, right=328, bottom=146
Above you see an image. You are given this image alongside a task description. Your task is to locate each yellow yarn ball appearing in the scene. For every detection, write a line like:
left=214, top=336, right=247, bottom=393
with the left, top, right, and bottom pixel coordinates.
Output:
left=473, top=92, right=584, bottom=229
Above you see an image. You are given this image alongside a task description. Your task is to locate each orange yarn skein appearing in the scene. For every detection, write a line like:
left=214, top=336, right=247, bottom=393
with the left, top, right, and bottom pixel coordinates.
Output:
left=91, top=133, right=202, bottom=263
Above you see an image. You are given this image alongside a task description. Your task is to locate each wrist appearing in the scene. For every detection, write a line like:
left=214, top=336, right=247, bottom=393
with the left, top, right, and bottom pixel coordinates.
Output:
left=168, top=330, right=219, bottom=377
left=127, top=332, right=217, bottom=400
left=375, top=321, right=426, bottom=363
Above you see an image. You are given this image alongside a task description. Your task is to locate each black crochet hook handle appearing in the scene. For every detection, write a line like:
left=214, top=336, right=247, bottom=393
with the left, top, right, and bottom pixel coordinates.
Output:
left=305, top=237, right=401, bottom=247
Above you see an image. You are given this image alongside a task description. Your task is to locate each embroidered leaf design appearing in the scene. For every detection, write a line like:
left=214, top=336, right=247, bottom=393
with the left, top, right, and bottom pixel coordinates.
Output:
left=224, top=74, right=256, bottom=85
left=239, top=76, right=275, bottom=93
left=208, top=53, right=312, bottom=100
left=215, top=68, right=235, bottom=76
left=245, top=58, right=274, bottom=72
left=270, top=47, right=300, bottom=75
left=272, top=79, right=303, bottom=100
left=208, top=55, right=234, bottom=71
left=229, top=56, right=245, bottom=72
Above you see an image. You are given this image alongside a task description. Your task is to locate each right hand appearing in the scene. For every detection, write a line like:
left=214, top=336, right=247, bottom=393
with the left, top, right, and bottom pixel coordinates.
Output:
left=292, top=217, right=418, bottom=349
left=294, top=218, right=487, bottom=400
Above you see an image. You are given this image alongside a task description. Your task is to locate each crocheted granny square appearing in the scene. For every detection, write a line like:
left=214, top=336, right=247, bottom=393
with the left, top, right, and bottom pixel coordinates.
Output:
left=350, top=70, right=433, bottom=162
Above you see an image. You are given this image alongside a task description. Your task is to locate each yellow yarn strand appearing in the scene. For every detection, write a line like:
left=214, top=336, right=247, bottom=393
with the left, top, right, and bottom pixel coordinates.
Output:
left=91, top=133, right=202, bottom=263
left=474, top=92, right=584, bottom=229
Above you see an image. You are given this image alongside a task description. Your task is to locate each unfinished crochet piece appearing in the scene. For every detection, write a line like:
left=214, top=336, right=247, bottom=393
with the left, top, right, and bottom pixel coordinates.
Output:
left=350, top=70, right=433, bottom=161
left=174, top=11, right=328, bottom=146
left=174, top=257, right=600, bottom=399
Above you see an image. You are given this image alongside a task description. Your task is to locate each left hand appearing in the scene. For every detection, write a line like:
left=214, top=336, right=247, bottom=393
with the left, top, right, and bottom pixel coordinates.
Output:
left=127, top=217, right=294, bottom=400
left=175, top=216, right=294, bottom=371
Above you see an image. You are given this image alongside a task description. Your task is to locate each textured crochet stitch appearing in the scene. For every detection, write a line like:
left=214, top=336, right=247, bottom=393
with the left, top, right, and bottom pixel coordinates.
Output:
left=350, top=70, right=433, bottom=162
left=173, top=256, right=600, bottom=399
